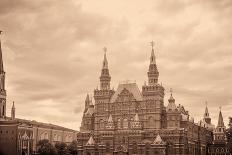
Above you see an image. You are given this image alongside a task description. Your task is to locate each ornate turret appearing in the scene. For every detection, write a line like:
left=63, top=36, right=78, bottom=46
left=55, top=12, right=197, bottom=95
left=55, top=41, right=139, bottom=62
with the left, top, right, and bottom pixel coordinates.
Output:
left=214, top=107, right=226, bottom=143
left=167, top=88, right=176, bottom=111
left=203, top=101, right=211, bottom=124
left=11, top=101, right=15, bottom=120
left=217, top=108, right=225, bottom=128
left=0, top=31, right=6, bottom=119
left=100, top=47, right=111, bottom=90
left=147, top=41, right=159, bottom=85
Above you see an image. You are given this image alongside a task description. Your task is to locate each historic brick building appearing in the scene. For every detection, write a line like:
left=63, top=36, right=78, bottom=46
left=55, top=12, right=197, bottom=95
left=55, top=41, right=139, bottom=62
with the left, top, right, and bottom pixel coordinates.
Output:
left=77, top=44, right=217, bottom=155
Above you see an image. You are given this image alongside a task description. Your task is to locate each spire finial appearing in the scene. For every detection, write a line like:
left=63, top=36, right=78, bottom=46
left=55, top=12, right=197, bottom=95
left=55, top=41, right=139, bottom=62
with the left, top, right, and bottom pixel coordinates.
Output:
left=102, top=47, right=108, bottom=69
left=219, top=106, right=222, bottom=111
left=205, top=101, right=208, bottom=106
left=150, top=41, right=154, bottom=50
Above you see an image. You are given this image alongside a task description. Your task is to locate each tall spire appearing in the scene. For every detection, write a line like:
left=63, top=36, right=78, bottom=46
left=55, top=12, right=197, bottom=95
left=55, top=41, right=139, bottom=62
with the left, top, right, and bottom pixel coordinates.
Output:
left=11, top=101, right=15, bottom=120
left=204, top=101, right=209, bottom=118
left=0, top=31, right=6, bottom=118
left=84, top=94, right=90, bottom=113
left=100, top=47, right=111, bottom=90
left=103, top=47, right=108, bottom=69
left=217, top=107, right=225, bottom=127
left=150, top=41, right=156, bottom=64
left=147, top=41, right=159, bottom=85
left=0, top=31, right=4, bottom=73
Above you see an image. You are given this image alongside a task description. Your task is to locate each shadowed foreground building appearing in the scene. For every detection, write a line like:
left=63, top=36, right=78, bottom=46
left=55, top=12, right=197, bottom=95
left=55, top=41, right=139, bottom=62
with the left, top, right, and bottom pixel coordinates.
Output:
left=0, top=36, right=78, bottom=155
left=77, top=45, right=220, bottom=155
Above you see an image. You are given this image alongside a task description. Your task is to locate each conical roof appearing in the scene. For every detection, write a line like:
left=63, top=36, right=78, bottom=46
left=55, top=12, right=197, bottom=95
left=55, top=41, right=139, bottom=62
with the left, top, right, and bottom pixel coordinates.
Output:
left=217, top=109, right=225, bottom=127
left=0, top=33, right=4, bottom=73
left=86, top=135, right=95, bottom=145
left=102, top=47, right=108, bottom=69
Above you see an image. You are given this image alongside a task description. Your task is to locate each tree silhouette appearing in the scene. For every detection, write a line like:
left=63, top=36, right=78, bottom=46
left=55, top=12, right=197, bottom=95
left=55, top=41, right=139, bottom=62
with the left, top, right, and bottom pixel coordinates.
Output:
left=37, top=139, right=57, bottom=155
left=68, top=141, right=78, bottom=155
left=55, top=142, right=69, bottom=155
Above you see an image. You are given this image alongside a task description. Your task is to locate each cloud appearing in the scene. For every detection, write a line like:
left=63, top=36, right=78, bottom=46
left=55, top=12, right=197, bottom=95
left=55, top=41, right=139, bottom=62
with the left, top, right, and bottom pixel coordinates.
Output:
left=1, top=0, right=232, bottom=130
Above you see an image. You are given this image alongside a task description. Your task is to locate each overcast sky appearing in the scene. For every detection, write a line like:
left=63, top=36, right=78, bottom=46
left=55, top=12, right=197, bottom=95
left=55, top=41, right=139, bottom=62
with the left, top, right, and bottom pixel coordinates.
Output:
left=0, top=0, right=232, bottom=130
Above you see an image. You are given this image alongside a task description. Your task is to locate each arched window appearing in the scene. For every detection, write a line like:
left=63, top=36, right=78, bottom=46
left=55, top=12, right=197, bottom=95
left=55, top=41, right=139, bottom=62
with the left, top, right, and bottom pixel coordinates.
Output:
left=44, top=133, right=48, bottom=139
left=148, top=116, right=155, bottom=127
left=53, top=134, right=57, bottom=141
left=99, top=119, right=104, bottom=129
left=117, top=118, right=121, bottom=129
left=123, top=118, right=128, bottom=129
left=57, top=135, right=61, bottom=141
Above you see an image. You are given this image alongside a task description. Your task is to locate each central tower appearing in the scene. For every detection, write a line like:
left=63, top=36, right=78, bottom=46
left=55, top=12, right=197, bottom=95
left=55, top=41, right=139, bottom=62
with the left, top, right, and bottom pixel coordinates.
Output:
left=142, top=42, right=165, bottom=129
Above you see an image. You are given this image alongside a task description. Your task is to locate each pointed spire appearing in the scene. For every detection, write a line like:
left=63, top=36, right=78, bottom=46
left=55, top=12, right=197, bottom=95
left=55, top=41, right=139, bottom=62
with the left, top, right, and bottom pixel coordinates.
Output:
left=204, top=101, right=209, bottom=118
left=11, top=101, right=15, bottom=120
left=217, top=107, right=225, bottom=127
left=102, top=47, right=108, bottom=69
left=147, top=41, right=159, bottom=85
left=84, top=94, right=90, bottom=113
left=150, top=41, right=156, bottom=65
left=99, top=47, right=111, bottom=90
left=0, top=31, right=4, bottom=73
left=12, top=101, right=15, bottom=109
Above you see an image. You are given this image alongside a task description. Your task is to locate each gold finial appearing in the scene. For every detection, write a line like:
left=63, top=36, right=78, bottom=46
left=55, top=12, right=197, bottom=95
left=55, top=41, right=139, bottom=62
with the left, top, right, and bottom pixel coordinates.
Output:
left=150, top=41, right=154, bottom=50
left=219, top=106, right=222, bottom=110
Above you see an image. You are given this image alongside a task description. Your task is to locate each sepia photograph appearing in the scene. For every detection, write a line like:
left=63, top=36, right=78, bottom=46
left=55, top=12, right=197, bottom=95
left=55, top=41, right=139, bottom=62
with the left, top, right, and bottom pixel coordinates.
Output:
left=0, top=0, right=232, bottom=155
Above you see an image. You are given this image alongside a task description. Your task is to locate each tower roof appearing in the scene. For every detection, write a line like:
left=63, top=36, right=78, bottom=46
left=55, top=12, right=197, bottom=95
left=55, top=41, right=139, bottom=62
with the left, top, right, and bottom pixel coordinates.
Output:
left=110, top=83, right=142, bottom=103
left=102, top=47, right=108, bottom=69
left=85, top=94, right=90, bottom=102
left=150, top=41, right=156, bottom=65
left=217, top=108, right=225, bottom=127
left=0, top=31, right=4, bottom=73
left=204, top=102, right=209, bottom=118
left=167, top=89, right=176, bottom=111
left=12, top=101, right=15, bottom=109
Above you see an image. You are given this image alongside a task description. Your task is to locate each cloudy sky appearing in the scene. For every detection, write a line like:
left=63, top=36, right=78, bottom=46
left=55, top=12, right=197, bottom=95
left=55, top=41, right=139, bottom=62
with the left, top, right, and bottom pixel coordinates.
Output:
left=0, top=0, right=232, bottom=130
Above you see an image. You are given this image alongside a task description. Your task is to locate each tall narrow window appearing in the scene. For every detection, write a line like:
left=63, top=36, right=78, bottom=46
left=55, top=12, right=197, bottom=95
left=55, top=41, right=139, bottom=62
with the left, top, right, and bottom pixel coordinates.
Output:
left=123, top=118, right=128, bottom=129
left=117, top=118, right=121, bottom=129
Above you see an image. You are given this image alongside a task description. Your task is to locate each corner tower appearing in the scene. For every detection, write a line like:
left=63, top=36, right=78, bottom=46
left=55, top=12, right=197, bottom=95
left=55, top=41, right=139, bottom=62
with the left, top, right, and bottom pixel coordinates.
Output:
left=142, top=42, right=165, bottom=129
left=148, top=41, right=159, bottom=85
left=94, top=47, right=114, bottom=131
left=0, top=31, right=6, bottom=119
left=100, top=47, right=111, bottom=90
